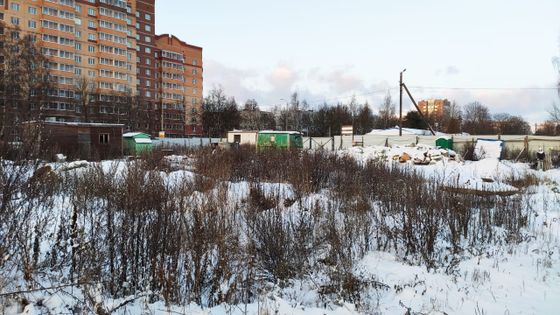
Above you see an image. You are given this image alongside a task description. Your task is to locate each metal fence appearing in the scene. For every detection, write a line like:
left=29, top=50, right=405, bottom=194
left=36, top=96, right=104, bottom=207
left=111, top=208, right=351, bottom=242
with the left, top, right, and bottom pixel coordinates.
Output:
left=306, top=135, right=560, bottom=155
left=153, top=135, right=560, bottom=158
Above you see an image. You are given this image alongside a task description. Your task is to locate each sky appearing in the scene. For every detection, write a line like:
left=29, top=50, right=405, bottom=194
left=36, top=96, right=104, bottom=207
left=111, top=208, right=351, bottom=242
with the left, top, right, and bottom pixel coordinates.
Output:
left=156, top=0, right=560, bottom=124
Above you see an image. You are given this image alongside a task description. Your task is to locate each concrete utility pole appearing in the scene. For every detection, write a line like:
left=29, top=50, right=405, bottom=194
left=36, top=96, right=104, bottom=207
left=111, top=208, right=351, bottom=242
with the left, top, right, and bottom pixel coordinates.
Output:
left=399, top=69, right=406, bottom=136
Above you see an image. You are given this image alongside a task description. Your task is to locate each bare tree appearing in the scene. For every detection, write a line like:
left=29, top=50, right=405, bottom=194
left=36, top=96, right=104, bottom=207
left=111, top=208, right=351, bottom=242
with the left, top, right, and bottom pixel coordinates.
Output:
left=0, top=22, right=53, bottom=141
left=240, top=99, right=262, bottom=130
left=462, top=101, right=494, bottom=135
left=442, top=100, right=462, bottom=134
left=74, top=76, right=96, bottom=123
left=378, top=91, right=397, bottom=129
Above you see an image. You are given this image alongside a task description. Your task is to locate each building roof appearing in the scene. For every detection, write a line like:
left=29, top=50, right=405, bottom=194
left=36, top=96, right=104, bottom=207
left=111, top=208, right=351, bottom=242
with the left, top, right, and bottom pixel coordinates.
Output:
left=258, top=130, right=302, bottom=135
left=123, top=132, right=151, bottom=138
left=134, top=138, right=153, bottom=144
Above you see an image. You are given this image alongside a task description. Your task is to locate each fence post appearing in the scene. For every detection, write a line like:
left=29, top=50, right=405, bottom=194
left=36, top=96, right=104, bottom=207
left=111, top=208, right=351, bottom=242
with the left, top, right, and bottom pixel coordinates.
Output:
left=331, top=137, right=335, bottom=151
left=524, top=136, right=529, bottom=158
left=309, top=137, right=312, bottom=150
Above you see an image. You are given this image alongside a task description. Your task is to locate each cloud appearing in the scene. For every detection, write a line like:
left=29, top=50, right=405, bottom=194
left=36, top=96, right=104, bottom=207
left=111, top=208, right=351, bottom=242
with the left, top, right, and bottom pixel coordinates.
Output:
left=436, top=65, right=460, bottom=76
left=445, top=66, right=460, bottom=75
left=317, top=69, right=365, bottom=94
left=203, top=60, right=369, bottom=109
left=204, top=60, right=555, bottom=123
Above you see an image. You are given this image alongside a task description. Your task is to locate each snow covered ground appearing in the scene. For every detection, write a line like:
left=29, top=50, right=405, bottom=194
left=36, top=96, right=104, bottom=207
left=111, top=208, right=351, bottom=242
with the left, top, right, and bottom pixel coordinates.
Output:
left=2, top=148, right=560, bottom=315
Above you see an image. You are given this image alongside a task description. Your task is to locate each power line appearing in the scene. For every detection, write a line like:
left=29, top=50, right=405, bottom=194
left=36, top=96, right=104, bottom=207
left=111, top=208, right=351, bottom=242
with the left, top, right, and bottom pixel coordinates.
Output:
left=407, top=86, right=559, bottom=91
left=306, top=87, right=399, bottom=106
left=273, top=85, right=558, bottom=109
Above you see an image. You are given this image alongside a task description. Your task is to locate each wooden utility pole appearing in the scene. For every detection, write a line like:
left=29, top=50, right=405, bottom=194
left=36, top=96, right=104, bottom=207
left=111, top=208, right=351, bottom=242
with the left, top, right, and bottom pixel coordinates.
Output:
left=399, top=69, right=406, bottom=136
left=401, top=83, right=436, bottom=136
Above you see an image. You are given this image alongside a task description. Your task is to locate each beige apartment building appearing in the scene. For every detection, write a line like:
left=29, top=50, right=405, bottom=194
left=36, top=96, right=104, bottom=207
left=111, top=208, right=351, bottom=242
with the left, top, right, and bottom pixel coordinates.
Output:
left=0, top=0, right=203, bottom=137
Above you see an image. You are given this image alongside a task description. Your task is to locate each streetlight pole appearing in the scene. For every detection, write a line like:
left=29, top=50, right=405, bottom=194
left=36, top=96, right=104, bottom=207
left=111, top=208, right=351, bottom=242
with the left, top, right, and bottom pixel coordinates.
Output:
left=399, top=68, right=406, bottom=136
left=280, top=98, right=287, bottom=131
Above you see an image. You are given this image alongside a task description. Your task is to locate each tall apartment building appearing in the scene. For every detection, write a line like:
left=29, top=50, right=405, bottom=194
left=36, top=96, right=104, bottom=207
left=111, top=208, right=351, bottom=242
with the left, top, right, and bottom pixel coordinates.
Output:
left=1, top=0, right=203, bottom=137
left=134, top=0, right=157, bottom=134
left=417, top=99, right=450, bottom=118
left=155, top=34, right=203, bottom=137
left=2, top=0, right=138, bottom=125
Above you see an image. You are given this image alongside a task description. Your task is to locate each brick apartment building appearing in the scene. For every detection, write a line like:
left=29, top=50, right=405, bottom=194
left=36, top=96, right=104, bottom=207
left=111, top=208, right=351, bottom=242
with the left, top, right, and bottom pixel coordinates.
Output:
left=0, top=0, right=202, bottom=137
left=417, top=99, right=450, bottom=118
left=155, top=34, right=203, bottom=136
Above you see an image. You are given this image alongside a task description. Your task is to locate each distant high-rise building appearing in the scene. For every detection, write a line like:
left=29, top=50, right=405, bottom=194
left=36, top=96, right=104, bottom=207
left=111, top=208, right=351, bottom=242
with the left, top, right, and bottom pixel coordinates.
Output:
left=417, top=99, right=450, bottom=118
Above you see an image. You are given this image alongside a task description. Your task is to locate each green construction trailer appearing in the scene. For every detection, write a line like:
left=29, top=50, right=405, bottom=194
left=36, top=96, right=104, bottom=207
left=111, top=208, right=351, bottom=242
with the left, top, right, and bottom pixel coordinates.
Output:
left=256, top=131, right=303, bottom=149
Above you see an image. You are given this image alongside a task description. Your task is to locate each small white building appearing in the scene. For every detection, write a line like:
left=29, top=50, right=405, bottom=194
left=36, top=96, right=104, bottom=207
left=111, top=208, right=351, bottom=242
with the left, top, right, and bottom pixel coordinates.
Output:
left=227, top=130, right=258, bottom=145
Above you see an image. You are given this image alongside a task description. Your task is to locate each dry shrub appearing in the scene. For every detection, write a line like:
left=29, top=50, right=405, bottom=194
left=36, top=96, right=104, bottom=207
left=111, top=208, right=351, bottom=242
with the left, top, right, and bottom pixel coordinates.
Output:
left=1, top=144, right=540, bottom=309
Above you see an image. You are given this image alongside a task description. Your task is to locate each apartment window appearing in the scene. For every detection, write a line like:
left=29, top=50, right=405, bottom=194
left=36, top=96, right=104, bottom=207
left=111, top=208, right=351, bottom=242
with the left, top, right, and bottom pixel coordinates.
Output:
left=136, top=22, right=140, bottom=29
left=28, top=20, right=37, bottom=29
left=88, top=33, right=96, bottom=41
left=99, top=133, right=109, bottom=145
left=145, top=47, right=151, bottom=53
left=88, top=8, right=95, bottom=16
left=0, top=12, right=4, bottom=20
left=75, top=68, right=82, bottom=76
left=144, top=25, right=151, bottom=32
left=28, top=6, right=37, bottom=14
left=135, top=11, right=140, bottom=18
left=192, top=69, right=197, bottom=75
left=88, top=58, right=95, bottom=65
left=75, top=55, right=82, bottom=63
left=75, top=30, right=81, bottom=38
left=193, top=59, right=197, bottom=66
left=75, top=42, right=82, bottom=50
left=144, top=36, right=151, bottom=43
left=88, top=70, right=96, bottom=77
left=145, top=91, right=151, bottom=97
left=145, top=14, right=151, bottom=20
left=88, top=45, right=95, bottom=53
left=11, top=17, right=20, bottom=26
left=145, top=69, right=151, bottom=76
left=145, top=58, right=151, bottom=65
left=10, top=3, right=20, bottom=11
left=88, top=20, right=95, bottom=28
left=75, top=5, right=81, bottom=13
left=192, top=79, right=197, bottom=85
left=145, top=80, right=150, bottom=87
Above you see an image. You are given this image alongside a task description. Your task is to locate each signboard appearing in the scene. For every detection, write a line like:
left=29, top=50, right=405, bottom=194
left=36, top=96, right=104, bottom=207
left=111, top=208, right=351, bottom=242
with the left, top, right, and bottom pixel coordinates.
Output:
left=341, top=125, right=353, bottom=136
left=159, top=131, right=166, bottom=139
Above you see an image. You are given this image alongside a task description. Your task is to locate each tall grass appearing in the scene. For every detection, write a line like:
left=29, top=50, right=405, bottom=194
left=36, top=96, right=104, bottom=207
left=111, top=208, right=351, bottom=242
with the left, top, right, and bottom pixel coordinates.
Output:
left=0, top=146, right=537, bottom=310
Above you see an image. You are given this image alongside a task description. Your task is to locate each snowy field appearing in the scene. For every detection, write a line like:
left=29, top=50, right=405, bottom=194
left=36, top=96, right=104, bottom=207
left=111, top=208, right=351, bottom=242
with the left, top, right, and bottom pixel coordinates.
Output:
left=1, top=145, right=559, bottom=315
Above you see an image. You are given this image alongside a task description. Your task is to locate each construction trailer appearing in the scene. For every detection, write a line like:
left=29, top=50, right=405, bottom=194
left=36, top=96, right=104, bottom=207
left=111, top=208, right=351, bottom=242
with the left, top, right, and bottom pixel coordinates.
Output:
left=227, top=130, right=258, bottom=145
left=227, top=130, right=303, bottom=149
left=256, top=131, right=303, bottom=149
left=123, top=132, right=153, bottom=155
